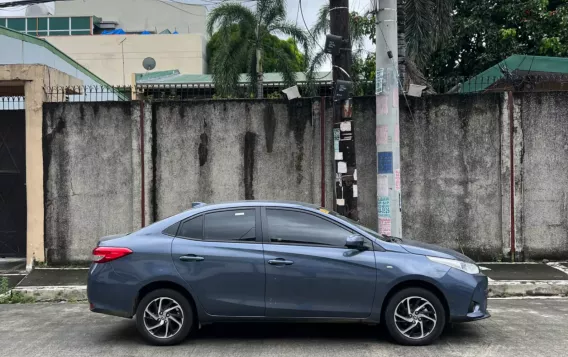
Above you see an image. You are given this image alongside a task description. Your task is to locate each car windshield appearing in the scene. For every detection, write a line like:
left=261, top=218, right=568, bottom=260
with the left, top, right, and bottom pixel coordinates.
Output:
left=325, top=209, right=385, bottom=241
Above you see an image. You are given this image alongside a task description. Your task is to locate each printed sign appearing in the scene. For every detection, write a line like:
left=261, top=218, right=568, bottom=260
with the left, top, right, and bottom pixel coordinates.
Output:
left=375, top=68, right=384, bottom=94
left=338, top=161, right=347, bottom=174
left=340, top=121, right=352, bottom=132
left=376, top=95, right=388, bottom=115
left=333, top=128, right=340, bottom=152
left=378, top=175, right=389, bottom=197
left=379, top=218, right=392, bottom=236
left=378, top=197, right=390, bottom=217
left=394, top=124, right=400, bottom=143
left=393, top=87, right=399, bottom=108
left=378, top=152, right=393, bottom=174
left=395, top=169, right=401, bottom=191
left=377, top=125, right=389, bottom=145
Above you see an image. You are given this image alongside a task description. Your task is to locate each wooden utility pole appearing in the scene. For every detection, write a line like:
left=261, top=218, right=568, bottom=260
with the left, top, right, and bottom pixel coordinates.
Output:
left=330, top=0, right=358, bottom=219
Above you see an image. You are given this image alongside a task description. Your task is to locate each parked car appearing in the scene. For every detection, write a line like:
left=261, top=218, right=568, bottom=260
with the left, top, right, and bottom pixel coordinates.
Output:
left=88, top=201, right=489, bottom=346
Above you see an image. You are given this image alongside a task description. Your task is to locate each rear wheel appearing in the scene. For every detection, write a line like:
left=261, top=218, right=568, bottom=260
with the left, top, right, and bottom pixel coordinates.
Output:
left=135, top=288, right=193, bottom=346
left=384, top=287, right=446, bottom=346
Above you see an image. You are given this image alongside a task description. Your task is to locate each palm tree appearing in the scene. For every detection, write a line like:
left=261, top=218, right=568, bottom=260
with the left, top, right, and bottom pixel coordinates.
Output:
left=207, top=0, right=309, bottom=98
left=308, top=0, right=454, bottom=90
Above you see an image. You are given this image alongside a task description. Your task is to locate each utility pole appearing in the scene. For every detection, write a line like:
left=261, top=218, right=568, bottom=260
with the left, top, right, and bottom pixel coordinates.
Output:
left=375, top=0, right=402, bottom=237
left=330, top=0, right=358, bottom=220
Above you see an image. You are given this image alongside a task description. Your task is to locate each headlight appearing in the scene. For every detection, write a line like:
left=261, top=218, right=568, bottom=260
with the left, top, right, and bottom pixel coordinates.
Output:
left=427, top=256, right=480, bottom=274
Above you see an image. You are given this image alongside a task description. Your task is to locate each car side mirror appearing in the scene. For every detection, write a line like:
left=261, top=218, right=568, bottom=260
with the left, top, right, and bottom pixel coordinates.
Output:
left=345, top=234, right=367, bottom=251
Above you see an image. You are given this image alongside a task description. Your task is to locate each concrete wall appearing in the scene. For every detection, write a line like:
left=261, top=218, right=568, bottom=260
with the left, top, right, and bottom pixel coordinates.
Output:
left=55, top=0, right=207, bottom=35
left=399, top=95, right=503, bottom=260
left=46, top=34, right=207, bottom=86
left=43, top=102, right=148, bottom=263
left=521, top=92, right=568, bottom=259
left=42, top=93, right=568, bottom=263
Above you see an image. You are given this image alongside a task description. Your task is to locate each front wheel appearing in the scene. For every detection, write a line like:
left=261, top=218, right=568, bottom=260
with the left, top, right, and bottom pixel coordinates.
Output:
left=135, top=288, right=193, bottom=346
left=384, top=287, right=446, bottom=346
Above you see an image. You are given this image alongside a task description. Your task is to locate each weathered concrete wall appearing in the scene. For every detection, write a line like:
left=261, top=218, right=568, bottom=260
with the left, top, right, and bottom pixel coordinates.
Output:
left=152, top=100, right=333, bottom=220
left=399, top=95, right=504, bottom=260
left=43, top=102, right=142, bottom=263
left=521, top=92, right=568, bottom=259
left=42, top=93, right=568, bottom=263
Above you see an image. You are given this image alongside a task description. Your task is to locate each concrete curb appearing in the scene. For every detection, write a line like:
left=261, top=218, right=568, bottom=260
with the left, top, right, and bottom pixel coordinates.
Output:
left=12, top=286, right=87, bottom=302
left=9, top=281, right=568, bottom=302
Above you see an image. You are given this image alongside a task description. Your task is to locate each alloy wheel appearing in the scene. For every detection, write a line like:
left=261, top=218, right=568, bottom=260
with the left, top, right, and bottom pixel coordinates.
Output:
left=393, top=296, right=437, bottom=340
left=143, top=297, right=185, bottom=339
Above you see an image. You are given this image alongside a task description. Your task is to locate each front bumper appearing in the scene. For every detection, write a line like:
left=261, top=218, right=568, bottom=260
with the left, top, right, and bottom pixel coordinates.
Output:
left=443, top=268, right=490, bottom=322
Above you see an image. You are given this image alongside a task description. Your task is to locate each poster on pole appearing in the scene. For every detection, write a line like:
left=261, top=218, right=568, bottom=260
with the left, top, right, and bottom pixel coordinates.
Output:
left=378, top=175, right=389, bottom=197
left=395, top=169, right=401, bottom=191
left=379, top=218, right=392, bottom=236
left=377, top=152, right=393, bottom=174
left=376, top=95, right=389, bottom=115
left=378, top=197, right=390, bottom=217
left=377, top=125, right=389, bottom=145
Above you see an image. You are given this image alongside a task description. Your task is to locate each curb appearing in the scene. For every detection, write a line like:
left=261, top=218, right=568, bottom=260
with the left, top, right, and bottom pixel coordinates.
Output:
left=12, top=286, right=87, bottom=302
left=488, top=280, right=568, bottom=297
left=8, top=281, right=568, bottom=303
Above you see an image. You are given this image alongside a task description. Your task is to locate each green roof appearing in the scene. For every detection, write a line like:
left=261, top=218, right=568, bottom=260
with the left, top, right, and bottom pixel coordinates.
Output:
left=136, top=71, right=333, bottom=85
left=461, top=55, right=568, bottom=93
left=0, top=25, right=125, bottom=99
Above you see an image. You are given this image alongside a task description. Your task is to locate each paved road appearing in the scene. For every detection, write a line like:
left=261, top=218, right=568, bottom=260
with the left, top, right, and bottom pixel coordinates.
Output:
left=1, top=298, right=567, bottom=357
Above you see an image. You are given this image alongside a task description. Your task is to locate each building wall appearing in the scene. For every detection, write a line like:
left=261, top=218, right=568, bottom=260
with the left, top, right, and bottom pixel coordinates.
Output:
left=55, top=0, right=206, bottom=34
left=0, top=34, right=105, bottom=87
left=45, top=34, right=207, bottom=86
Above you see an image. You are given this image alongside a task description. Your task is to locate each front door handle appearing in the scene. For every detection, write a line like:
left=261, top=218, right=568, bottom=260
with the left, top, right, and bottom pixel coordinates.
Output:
left=268, top=258, right=294, bottom=266
left=179, top=255, right=205, bottom=262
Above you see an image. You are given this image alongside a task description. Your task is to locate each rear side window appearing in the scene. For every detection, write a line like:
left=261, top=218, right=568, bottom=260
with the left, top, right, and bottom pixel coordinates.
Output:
left=204, top=209, right=256, bottom=242
left=178, top=216, right=203, bottom=240
left=163, top=222, right=180, bottom=236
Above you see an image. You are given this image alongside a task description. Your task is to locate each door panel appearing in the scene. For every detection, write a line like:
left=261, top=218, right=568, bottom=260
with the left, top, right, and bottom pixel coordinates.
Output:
left=264, top=244, right=376, bottom=318
left=171, top=208, right=265, bottom=317
left=172, top=239, right=265, bottom=317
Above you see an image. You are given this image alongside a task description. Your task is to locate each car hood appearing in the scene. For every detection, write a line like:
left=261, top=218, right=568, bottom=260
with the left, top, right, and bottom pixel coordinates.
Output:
left=397, top=238, right=475, bottom=263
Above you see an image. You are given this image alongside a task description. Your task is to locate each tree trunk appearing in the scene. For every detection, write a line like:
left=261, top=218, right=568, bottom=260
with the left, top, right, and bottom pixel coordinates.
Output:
left=397, top=0, right=407, bottom=91
left=256, top=48, right=263, bottom=99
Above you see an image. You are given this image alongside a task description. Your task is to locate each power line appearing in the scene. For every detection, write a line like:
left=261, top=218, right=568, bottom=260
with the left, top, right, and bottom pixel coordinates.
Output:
left=299, top=0, right=325, bottom=52
left=0, top=0, right=63, bottom=8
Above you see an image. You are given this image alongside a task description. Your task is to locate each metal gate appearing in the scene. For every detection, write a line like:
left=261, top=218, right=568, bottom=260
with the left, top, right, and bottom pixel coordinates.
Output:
left=0, top=110, right=26, bottom=257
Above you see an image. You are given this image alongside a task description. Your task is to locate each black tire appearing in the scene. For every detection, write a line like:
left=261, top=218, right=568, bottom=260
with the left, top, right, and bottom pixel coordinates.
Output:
left=135, top=288, right=194, bottom=346
left=384, top=287, right=446, bottom=346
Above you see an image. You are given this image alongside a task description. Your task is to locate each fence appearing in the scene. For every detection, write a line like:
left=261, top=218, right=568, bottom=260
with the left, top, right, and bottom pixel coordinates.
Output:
left=39, top=74, right=568, bottom=103
left=0, top=96, right=24, bottom=110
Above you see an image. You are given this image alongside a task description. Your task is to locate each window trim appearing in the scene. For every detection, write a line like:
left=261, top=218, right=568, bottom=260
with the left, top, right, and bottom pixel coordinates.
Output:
left=261, top=207, right=373, bottom=250
left=201, top=207, right=262, bottom=244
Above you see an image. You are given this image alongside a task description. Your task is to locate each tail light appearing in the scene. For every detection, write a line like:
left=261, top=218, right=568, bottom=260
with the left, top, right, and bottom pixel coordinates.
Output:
left=92, top=247, right=132, bottom=263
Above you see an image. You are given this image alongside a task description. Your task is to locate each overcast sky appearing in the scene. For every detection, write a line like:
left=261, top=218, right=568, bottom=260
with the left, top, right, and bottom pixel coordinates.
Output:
left=0, top=0, right=373, bottom=71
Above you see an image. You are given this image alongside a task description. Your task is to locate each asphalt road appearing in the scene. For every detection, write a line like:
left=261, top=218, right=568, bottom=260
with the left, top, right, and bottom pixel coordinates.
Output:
left=1, top=298, right=567, bottom=357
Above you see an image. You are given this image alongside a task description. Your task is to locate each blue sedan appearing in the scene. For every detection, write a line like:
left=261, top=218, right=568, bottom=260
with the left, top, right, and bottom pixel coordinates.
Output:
left=88, top=201, right=489, bottom=346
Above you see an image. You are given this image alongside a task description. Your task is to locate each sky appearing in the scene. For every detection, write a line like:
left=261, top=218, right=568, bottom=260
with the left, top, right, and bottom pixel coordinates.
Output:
left=0, top=0, right=373, bottom=71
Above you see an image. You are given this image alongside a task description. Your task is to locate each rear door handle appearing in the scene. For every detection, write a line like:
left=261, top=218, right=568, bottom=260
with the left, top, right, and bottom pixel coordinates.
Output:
left=179, top=255, right=205, bottom=262
left=268, top=258, right=294, bottom=266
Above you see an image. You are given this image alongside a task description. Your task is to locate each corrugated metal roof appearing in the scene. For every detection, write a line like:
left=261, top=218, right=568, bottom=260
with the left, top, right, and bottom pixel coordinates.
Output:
left=136, top=71, right=333, bottom=84
left=461, top=55, right=568, bottom=93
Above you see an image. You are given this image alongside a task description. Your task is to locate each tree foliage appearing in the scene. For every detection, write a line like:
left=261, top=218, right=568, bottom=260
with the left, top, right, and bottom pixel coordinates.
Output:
left=427, top=0, right=568, bottom=78
left=207, top=25, right=306, bottom=74
left=207, top=0, right=309, bottom=97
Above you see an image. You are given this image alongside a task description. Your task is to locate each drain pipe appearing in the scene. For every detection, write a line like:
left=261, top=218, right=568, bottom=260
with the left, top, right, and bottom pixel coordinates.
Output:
left=508, top=91, right=515, bottom=261
left=140, top=101, right=146, bottom=227
left=320, top=97, right=326, bottom=208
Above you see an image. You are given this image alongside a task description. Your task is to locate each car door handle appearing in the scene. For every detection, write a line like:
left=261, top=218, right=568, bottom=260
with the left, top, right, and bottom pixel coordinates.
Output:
left=268, top=258, right=294, bottom=266
left=179, top=255, right=205, bottom=262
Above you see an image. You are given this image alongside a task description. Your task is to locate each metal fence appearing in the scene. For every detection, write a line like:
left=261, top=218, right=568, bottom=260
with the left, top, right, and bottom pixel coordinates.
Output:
left=39, top=74, right=568, bottom=103
left=0, top=97, right=25, bottom=110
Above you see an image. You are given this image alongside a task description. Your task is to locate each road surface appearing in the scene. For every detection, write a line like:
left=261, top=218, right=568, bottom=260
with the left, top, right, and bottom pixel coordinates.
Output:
left=1, top=298, right=566, bottom=357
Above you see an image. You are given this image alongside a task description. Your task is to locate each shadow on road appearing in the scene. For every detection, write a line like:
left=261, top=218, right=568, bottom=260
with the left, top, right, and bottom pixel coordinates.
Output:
left=99, top=320, right=486, bottom=346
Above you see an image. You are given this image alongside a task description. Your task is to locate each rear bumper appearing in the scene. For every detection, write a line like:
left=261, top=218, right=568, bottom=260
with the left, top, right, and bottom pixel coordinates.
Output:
left=87, top=262, right=136, bottom=318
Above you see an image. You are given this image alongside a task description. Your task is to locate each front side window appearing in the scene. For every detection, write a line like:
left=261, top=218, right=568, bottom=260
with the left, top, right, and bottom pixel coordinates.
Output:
left=204, top=209, right=256, bottom=242
left=266, top=209, right=352, bottom=247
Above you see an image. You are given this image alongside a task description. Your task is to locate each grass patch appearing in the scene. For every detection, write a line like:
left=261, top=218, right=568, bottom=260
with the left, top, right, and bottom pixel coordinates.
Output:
left=0, top=291, right=36, bottom=304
